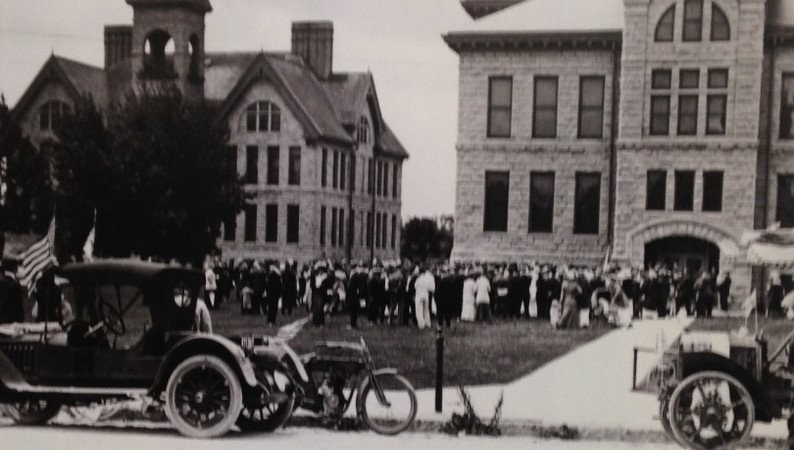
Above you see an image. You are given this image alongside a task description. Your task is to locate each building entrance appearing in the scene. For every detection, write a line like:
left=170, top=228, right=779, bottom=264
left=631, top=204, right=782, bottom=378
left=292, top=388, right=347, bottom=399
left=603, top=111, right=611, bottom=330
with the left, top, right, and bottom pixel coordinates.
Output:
left=644, top=236, right=720, bottom=275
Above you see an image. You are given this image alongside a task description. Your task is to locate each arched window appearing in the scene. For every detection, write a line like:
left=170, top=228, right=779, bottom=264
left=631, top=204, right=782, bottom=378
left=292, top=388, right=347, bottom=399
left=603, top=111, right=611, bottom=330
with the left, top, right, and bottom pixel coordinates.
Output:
left=142, top=29, right=176, bottom=78
left=356, top=117, right=369, bottom=144
left=710, top=4, right=730, bottom=41
left=39, top=101, right=69, bottom=131
left=243, top=101, right=281, bottom=132
left=655, top=5, right=676, bottom=42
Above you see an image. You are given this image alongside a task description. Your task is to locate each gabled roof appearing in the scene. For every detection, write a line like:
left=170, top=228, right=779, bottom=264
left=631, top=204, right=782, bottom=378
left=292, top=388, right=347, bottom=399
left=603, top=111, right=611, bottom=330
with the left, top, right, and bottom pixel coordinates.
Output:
left=125, top=0, right=212, bottom=13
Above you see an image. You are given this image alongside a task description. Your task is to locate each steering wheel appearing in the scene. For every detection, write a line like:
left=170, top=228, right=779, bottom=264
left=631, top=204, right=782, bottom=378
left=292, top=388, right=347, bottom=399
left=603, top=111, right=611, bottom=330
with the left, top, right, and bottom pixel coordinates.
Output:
left=98, top=301, right=126, bottom=335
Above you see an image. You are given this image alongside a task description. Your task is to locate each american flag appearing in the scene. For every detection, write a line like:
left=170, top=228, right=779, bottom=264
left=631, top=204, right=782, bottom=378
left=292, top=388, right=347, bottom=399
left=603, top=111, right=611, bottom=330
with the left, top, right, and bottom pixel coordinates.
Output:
left=18, top=217, right=58, bottom=294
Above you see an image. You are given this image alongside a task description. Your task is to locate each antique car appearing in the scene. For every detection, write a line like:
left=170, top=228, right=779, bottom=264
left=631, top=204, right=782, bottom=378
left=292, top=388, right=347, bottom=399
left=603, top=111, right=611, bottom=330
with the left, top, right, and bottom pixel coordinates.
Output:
left=656, top=328, right=793, bottom=449
left=0, top=259, right=302, bottom=438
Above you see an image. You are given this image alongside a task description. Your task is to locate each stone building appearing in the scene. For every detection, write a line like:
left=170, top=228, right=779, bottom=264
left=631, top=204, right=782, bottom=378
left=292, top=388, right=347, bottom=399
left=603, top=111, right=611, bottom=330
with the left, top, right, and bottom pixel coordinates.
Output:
left=445, top=0, right=794, bottom=303
left=11, top=0, right=407, bottom=263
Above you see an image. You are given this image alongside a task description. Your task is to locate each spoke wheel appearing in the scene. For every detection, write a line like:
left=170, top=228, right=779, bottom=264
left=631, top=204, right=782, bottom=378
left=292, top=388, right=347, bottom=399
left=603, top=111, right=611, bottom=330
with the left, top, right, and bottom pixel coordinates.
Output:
left=165, top=355, right=242, bottom=438
left=358, top=372, right=417, bottom=435
left=236, top=370, right=296, bottom=432
left=668, top=371, right=754, bottom=450
left=659, top=394, right=683, bottom=446
left=3, top=399, right=61, bottom=425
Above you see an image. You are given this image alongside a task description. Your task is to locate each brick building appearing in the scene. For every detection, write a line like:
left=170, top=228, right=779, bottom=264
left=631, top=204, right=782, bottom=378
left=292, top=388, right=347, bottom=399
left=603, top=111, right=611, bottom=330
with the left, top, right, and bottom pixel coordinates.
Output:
left=445, top=0, right=794, bottom=304
left=11, top=0, right=407, bottom=263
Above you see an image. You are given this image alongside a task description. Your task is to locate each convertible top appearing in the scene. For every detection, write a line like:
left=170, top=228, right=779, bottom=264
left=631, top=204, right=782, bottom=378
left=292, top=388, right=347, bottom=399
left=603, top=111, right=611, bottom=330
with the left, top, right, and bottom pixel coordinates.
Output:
left=55, top=259, right=203, bottom=290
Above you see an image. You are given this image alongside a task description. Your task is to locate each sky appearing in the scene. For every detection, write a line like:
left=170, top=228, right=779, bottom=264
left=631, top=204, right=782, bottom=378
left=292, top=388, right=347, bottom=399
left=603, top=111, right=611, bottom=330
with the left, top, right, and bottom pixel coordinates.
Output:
left=0, top=0, right=482, bottom=219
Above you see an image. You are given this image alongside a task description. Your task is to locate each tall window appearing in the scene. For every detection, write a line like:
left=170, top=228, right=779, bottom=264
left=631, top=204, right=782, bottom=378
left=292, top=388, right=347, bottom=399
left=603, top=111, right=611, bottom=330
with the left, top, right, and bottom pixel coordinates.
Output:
left=366, top=212, right=373, bottom=248
left=392, top=164, right=399, bottom=198
left=340, top=153, right=347, bottom=191
left=375, top=213, right=382, bottom=248
left=367, top=159, right=374, bottom=194
left=350, top=156, right=357, bottom=191
left=487, top=76, right=513, bottom=138
left=376, top=161, right=383, bottom=197
left=780, top=74, right=794, bottom=139
left=674, top=170, right=695, bottom=211
left=533, top=76, right=558, bottom=138
left=244, top=101, right=280, bottom=132
left=702, top=171, right=723, bottom=212
left=245, top=145, right=258, bottom=184
left=267, top=146, right=279, bottom=185
left=244, top=204, right=257, bottom=242
left=578, top=76, right=605, bottom=138
left=655, top=5, right=675, bottom=42
left=338, top=208, right=345, bottom=247
left=321, top=148, right=328, bottom=187
left=332, top=151, right=339, bottom=189
left=381, top=213, right=387, bottom=248
left=357, top=117, right=370, bottom=144
left=391, top=215, right=397, bottom=250
left=529, top=171, right=554, bottom=233
left=383, top=162, right=390, bottom=197
left=678, top=69, right=699, bottom=135
left=646, top=170, right=667, bottom=211
left=265, top=204, right=278, bottom=243
left=483, top=171, right=509, bottom=232
left=39, top=100, right=69, bottom=131
left=331, top=207, right=338, bottom=247
left=350, top=209, right=356, bottom=247
left=320, top=206, right=326, bottom=246
left=777, top=174, right=794, bottom=227
left=288, top=146, right=301, bottom=185
left=683, top=0, right=703, bottom=42
left=287, top=204, right=299, bottom=243
left=711, top=5, right=730, bottom=41
left=650, top=69, right=671, bottom=135
left=707, top=69, right=728, bottom=135
left=574, top=172, right=601, bottom=235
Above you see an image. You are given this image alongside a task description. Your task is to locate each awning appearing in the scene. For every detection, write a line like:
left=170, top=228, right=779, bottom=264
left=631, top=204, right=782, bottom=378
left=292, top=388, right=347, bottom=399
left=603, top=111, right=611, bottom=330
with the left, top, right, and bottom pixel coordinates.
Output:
left=740, top=227, right=794, bottom=269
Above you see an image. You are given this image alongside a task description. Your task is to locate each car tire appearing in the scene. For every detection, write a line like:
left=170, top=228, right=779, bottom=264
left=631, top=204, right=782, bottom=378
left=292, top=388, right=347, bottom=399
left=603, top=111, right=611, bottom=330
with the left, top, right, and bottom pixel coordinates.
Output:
left=3, top=399, right=61, bottom=425
left=164, top=355, right=243, bottom=438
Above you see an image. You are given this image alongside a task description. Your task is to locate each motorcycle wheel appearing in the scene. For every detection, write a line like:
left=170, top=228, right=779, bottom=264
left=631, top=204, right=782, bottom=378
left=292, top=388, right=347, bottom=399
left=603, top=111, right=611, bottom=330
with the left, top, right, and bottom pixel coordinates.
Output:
left=358, top=372, right=417, bottom=435
left=237, top=370, right=296, bottom=433
left=3, top=399, right=61, bottom=425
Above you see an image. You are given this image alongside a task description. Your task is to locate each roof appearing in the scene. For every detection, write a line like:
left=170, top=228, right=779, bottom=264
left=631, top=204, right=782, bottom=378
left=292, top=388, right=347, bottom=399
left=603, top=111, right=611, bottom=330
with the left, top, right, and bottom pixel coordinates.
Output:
left=460, top=0, right=524, bottom=19
left=203, top=52, right=258, bottom=102
left=125, top=0, right=212, bottom=13
left=57, top=259, right=203, bottom=288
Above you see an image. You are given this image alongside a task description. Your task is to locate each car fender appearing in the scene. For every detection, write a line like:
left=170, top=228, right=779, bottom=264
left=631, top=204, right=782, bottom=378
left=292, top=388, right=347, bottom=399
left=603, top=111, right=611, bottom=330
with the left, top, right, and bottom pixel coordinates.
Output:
left=355, top=368, right=400, bottom=414
left=150, top=334, right=257, bottom=395
left=680, top=352, right=781, bottom=422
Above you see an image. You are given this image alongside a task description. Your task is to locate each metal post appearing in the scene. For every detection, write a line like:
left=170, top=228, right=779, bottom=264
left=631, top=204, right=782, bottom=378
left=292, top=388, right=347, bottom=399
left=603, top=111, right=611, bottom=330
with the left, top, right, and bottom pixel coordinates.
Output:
left=632, top=347, right=638, bottom=391
left=435, top=324, right=444, bottom=413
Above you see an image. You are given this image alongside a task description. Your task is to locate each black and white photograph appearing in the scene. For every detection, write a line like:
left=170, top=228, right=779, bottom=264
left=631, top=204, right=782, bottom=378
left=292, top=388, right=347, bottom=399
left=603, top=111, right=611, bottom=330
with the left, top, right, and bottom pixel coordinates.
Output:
left=1, top=0, right=794, bottom=448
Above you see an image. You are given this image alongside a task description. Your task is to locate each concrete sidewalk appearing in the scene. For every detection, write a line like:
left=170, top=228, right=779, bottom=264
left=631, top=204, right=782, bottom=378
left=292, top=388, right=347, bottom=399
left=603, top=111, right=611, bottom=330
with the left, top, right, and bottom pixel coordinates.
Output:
left=413, top=318, right=788, bottom=440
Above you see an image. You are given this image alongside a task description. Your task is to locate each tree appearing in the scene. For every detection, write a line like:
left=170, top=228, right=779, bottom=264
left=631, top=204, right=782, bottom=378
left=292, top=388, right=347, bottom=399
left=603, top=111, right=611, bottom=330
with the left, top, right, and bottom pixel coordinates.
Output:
left=53, top=88, right=245, bottom=265
left=400, top=217, right=453, bottom=262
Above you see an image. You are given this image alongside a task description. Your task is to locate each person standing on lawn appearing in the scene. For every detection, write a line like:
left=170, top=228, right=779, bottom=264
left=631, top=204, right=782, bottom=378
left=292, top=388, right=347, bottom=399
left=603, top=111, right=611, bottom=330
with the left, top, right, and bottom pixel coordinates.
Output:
left=436, top=265, right=456, bottom=328
left=368, top=264, right=387, bottom=325
left=461, top=269, right=477, bottom=322
left=413, top=265, right=435, bottom=329
left=347, top=263, right=367, bottom=329
left=404, top=265, right=418, bottom=326
left=718, top=271, right=732, bottom=312
left=281, top=260, right=298, bottom=316
left=309, top=262, right=334, bottom=327
left=265, top=264, right=282, bottom=326
left=475, top=268, right=491, bottom=322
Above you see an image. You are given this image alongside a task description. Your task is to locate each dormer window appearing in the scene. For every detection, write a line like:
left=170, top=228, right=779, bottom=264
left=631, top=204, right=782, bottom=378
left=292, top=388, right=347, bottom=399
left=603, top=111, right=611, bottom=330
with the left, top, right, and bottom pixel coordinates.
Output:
left=39, top=101, right=69, bottom=131
left=357, top=117, right=370, bottom=144
left=655, top=5, right=675, bottom=42
left=710, top=4, right=730, bottom=41
left=243, top=101, right=280, bottom=133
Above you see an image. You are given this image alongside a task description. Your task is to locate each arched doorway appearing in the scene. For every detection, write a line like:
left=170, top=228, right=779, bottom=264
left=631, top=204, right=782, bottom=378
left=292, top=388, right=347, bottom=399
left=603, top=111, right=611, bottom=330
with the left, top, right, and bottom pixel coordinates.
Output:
left=644, top=236, right=720, bottom=275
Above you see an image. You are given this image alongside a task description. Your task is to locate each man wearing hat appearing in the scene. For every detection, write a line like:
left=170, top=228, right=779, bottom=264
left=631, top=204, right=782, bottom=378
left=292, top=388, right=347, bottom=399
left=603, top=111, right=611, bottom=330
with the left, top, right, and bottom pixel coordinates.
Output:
left=347, top=262, right=368, bottom=329
left=367, top=264, right=387, bottom=325
left=435, top=265, right=456, bottom=328
left=309, top=261, right=334, bottom=326
left=281, top=260, right=298, bottom=317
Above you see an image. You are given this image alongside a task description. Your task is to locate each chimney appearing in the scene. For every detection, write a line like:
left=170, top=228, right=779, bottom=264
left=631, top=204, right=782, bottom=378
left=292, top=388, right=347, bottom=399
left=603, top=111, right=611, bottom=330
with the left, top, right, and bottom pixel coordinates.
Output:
left=104, top=25, right=133, bottom=68
left=291, top=21, right=333, bottom=80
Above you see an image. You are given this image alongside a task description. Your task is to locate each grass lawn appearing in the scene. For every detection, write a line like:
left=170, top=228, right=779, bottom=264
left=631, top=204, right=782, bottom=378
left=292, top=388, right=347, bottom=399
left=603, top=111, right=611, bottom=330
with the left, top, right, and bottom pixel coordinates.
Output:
left=211, top=303, right=608, bottom=389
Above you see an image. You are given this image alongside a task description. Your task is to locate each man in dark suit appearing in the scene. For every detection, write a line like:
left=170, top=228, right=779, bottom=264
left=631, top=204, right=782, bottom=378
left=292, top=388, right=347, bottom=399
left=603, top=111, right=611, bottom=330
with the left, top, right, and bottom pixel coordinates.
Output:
left=347, top=263, right=368, bottom=329
left=281, top=261, right=298, bottom=316
left=265, top=264, right=282, bottom=325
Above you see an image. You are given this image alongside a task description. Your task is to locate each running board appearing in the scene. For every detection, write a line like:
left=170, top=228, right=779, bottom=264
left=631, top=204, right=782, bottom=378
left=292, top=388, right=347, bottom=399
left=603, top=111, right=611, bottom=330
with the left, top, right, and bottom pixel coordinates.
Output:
left=6, top=384, right=148, bottom=397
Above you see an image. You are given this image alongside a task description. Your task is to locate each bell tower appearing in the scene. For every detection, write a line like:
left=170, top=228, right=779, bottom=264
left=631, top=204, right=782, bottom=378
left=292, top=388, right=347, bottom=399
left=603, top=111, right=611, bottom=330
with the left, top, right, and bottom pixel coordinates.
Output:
left=127, top=0, right=212, bottom=101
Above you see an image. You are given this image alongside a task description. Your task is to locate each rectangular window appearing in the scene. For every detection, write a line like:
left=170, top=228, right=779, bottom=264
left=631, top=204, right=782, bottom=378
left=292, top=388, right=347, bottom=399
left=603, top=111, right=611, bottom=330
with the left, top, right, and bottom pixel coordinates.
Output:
left=708, top=69, right=728, bottom=88
left=683, top=0, right=703, bottom=42
left=652, top=69, right=672, bottom=89
left=578, top=76, right=605, bottom=138
left=366, top=212, right=373, bottom=248
left=702, top=171, right=723, bottom=212
left=674, top=170, right=696, bottom=211
left=340, top=153, right=347, bottom=191
left=359, top=211, right=364, bottom=246
left=391, top=215, right=397, bottom=250
left=646, top=170, right=667, bottom=211
left=528, top=171, right=554, bottom=233
left=223, top=215, right=236, bottom=241
left=338, top=208, right=345, bottom=247
left=533, top=76, right=558, bottom=138
left=266, top=146, right=279, bottom=185
left=331, top=207, right=337, bottom=247
left=706, top=95, right=727, bottom=135
left=650, top=96, right=671, bottom=135
left=350, top=155, right=357, bottom=191
left=483, top=171, right=510, bottom=232
left=287, top=204, right=299, bottom=243
left=367, top=159, right=374, bottom=194
left=244, top=204, right=257, bottom=242
left=383, top=162, right=390, bottom=197
left=487, top=76, right=512, bottom=138
left=677, top=95, right=698, bottom=135
left=381, top=213, right=387, bottom=248
left=321, top=148, right=328, bottom=187
left=320, top=206, right=326, bottom=246
left=288, top=146, right=301, bottom=185
left=375, top=213, right=382, bottom=248
left=392, top=164, right=399, bottom=198
left=777, top=174, right=794, bottom=227
left=265, top=204, right=278, bottom=242
left=376, top=161, right=383, bottom=196
left=679, top=69, right=700, bottom=89
left=574, top=172, right=601, bottom=235
left=245, top=146, right=258, bottom=184
left=332, top=151, right=338, bottom=189
left=782, top=74, right=794, bottom=139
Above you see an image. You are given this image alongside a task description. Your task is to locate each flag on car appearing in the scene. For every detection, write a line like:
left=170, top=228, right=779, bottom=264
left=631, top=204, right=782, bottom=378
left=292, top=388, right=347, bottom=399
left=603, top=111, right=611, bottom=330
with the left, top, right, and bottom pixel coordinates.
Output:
left=82, top=209, right=96, bottom=261
left=18, top=216, right=58, bottom=294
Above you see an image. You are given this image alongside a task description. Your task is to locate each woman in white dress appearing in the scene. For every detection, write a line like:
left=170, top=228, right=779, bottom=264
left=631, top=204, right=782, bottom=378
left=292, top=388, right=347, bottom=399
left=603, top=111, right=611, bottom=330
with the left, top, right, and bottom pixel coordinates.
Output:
left=461, top=271, right=477, bottom=321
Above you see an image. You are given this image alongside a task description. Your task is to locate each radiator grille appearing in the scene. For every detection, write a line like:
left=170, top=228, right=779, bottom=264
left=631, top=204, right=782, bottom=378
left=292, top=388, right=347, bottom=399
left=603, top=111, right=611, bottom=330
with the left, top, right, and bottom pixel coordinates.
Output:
left=0, top=343, right=37, bottom=376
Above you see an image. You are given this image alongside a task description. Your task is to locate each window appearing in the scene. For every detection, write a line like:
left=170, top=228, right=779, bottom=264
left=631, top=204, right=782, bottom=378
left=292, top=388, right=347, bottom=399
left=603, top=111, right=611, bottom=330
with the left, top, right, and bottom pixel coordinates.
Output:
left=392, top=164, right=399, bottom=198
left=781, top=74, right=794, bottom=139
left=321, top=148, right=328, bottom=187
left=367, top=159, right=374, bottom=194
left=288, top=146, right=301, bottom=185
left=777, top=174, right=794, bottom=227
left=650, top=69, right=672, bottom=136
left=655, top=5, right=675, bottom=42
left=320, top=206, right=326, bottom=246
left=223, top=215, right=236, bottom=241
left=679, top=69, right=699, bottom=89
left=340, top=153, right=347, bottom=191
left=287, top=204, right=299, bottom=243
left=652, top=69, right=672, bottom=89
left=331, top=207, right=337, bottom=247
left=267, top=146, right=279, bottom=185
left=350, top=209, right=356, bottom=247
left=245, top=146, right=258, bottom=184
left=332, top=151, right=339, bottom=189
left=708, top=69, right=728, bottom=89
left=483, top=171, right=509, bottom=232
left=707, top=69, right=728, bottom=135
left=574, top=172, right=601, bottom=235
left=338, top=208, right=345, bottom=247
left=350, top=156, right=356, bottom=191
left=391, top=215, right=397, bottom=250
left=39, top=100, right=69, bottom=131
left=359, top=211, right=364, bottom=246
left=674, top=170, right=695, bottom=211
left=711, top=4, right=730, bottom=41
left=487, top=76, right=512, bottom=137
left=677, top=95, right=698, bottom=135
left=357, top=117, right=370, bottom=144
left=533, top=76, right=558, bottom=138
left=244, top=101, right=280, bottom=132
left=646, top=170, right=667, bottom=211
left=683, top=0, right=703, bottom=42
left=529, top=172, right=554, bottom=233
left=265, top=204, right=278, bottom=242
left=375, top=212, right=382, bottom=248
left=383, top=162, right=390, bottom=197
left=366, top=212, right=373, bottom=248
left=381, top=213, right=387, bottom=248
left=578, top=76, right=605, bottom=138
left=244, top=204, right=257, bottom=242
left=702, top=171, right=723, bottom=212
left=376, top=161, right=383, bottom=197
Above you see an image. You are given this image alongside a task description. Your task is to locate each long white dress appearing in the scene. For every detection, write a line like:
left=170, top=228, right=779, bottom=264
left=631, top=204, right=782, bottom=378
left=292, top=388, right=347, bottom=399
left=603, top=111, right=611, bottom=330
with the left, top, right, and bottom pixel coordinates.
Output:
left=461, top=278, right=477, bottom=321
